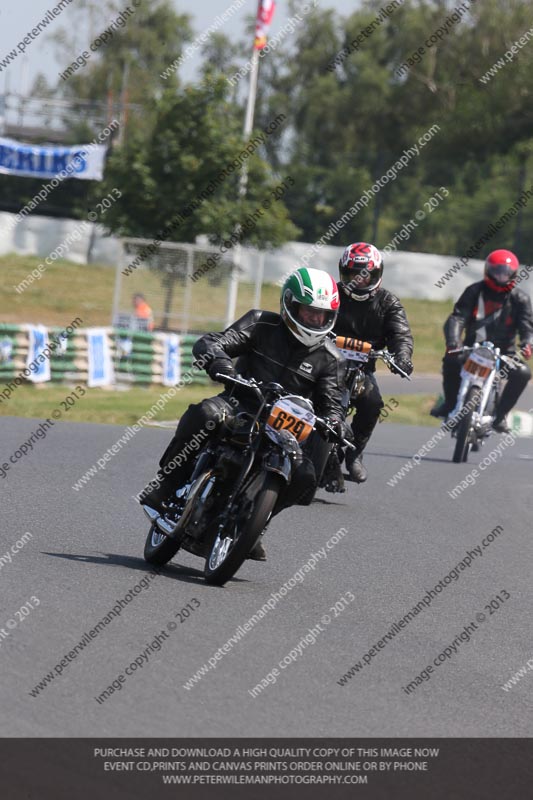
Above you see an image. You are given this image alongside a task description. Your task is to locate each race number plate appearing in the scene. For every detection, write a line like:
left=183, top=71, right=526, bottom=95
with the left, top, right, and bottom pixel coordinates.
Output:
left=461, top=350, right=494, bottom=380
left=335, top=336, right=371, bottom=363
left=339, top=348, right=370, bottom=363
left=266, top=397, right=316, bottom=442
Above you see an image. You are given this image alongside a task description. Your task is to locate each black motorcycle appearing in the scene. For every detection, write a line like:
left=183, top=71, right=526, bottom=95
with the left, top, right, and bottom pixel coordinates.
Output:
left=335, top=336, right=411, bottom=410
left=142, top=374, right=351, bottom=586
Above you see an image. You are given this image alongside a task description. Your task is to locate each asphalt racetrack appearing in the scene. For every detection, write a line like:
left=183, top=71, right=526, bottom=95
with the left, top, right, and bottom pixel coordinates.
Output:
left=1, top=414, right=532, bottom=737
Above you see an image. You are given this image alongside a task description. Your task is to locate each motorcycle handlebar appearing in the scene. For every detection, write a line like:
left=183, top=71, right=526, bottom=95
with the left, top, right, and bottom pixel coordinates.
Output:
left=447, top=344, right=517, bottom=365
left=369, top=349, right=412, bottom=381
left=314, top=417, right=357, bottom=450
left=213, top=373, right=264, bottom=399
left=215, top=374, right=356, bottom=449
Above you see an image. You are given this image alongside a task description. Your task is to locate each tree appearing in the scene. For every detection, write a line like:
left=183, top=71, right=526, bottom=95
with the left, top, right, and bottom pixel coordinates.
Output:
left=100, top=77, right=298, bottom=248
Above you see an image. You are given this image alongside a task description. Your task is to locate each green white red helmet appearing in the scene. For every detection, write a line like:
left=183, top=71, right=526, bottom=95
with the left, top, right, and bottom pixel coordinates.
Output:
left=281, top=267, right=340, bottom=347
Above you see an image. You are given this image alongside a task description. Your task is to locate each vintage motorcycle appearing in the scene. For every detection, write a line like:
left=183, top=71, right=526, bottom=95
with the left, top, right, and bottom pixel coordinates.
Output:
left=317, top=337, right=409, bottom=491
left=446, top=341, right=516, bottom=463
left=142, top=374, right=351, bottom=586
left=334, top=335, right=411, bottom=412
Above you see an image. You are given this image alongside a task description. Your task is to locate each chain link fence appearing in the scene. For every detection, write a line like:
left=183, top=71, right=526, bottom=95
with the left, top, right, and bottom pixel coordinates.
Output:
left=113, top=239, right=264, bottom=334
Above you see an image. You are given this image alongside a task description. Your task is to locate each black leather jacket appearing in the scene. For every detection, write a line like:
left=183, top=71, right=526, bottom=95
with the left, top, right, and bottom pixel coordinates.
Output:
left=444, top=281, right=533, bottom=353
left=334, top=286, right=414, bottom=371
left=193, top=310, right=345, bottom=420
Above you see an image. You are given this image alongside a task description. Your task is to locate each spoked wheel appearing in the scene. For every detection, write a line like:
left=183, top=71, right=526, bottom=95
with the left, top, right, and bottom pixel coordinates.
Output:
left=204, top=472, right=282, bottom=586
left=452, top=387, right=481, bottom=463
left=144, top=523, right=181, bottom=566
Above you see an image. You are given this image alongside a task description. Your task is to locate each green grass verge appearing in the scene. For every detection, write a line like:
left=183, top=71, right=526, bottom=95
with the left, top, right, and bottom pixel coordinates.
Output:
left=0, top=253, right=451, bottom=373
left=379, top=394, right=440, bottom=428
left=0, top=384, right=440, bottom=428
left=0, top=384, right=209, bottom=426
left=0, top=252, right=450, bottom=427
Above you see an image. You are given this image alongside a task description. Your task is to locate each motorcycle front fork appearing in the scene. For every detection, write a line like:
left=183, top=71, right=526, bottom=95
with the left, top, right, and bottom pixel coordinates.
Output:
left=450, top=375, right=499, bottom=437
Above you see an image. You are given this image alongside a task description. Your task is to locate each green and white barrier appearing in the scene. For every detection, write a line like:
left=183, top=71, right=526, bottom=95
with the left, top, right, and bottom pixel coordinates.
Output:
left=0, top=324, right=209, bottom=388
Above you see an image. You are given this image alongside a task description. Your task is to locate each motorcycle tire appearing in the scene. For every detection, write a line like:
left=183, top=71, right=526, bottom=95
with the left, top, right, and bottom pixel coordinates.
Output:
left=204, top=472, right=282, bottom=586
left=144, top=523, right=181, bottom=566
left=452, top=387, right=481, bottom=464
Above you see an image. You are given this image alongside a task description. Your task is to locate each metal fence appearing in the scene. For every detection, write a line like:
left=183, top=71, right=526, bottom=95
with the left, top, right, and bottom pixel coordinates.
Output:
left=113, top=238, right=265, bottom=334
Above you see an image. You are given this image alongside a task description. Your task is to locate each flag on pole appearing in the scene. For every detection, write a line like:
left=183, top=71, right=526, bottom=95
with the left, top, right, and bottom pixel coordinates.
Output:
left=254, top=0, right=276, bottom=50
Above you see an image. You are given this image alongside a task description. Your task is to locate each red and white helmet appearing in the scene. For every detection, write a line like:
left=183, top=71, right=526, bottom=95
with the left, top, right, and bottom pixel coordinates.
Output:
left=484, top=249, right=519, bottom=292
left=338, top=242, right=383, bottom=301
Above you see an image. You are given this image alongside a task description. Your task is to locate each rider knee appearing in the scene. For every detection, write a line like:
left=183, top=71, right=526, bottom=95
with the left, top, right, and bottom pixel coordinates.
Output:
left=196, top=396, right=229, bottom=425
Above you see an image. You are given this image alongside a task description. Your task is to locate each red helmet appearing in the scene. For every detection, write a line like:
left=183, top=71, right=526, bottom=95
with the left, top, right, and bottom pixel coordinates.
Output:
left=338, top=242, right=383, bottom=301
left=484, top=249, right=519, bottom=292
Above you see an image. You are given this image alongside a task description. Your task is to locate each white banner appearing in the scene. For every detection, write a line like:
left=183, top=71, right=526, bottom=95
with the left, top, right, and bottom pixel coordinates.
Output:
left=0, top=137, right=107, bottom=181
left=26, top=325, right=51, bottom=383
left=87, top=328, right=114, bottom=388
left=162, top=333, right=181, bottom=386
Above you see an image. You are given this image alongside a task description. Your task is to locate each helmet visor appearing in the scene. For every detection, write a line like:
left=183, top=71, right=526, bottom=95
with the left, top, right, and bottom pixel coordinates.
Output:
left=289, top=299, right=337, bottom=331
left=487, top=262, right=516, bottom=285
left=340, top=266, right=374, bottom=290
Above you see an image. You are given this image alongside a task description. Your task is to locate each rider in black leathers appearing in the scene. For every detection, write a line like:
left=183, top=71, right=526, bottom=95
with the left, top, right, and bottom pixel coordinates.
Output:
left=332, top=242, right=414, bottom=484
left=431, top=249, right=533, bottom=431
left=139, top=268, right=347, bottom=560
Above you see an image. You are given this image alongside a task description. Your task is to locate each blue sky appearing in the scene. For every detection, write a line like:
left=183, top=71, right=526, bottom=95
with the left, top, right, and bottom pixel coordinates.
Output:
left=0, top=1, right=360, bottom=94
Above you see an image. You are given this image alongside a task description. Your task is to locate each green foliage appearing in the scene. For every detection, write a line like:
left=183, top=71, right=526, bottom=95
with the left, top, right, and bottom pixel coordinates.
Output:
left=100, top=78, right=298, bottom=247
left=5, top=0, right=533, bottom=262
left=245, top=0, right=533, bottom=257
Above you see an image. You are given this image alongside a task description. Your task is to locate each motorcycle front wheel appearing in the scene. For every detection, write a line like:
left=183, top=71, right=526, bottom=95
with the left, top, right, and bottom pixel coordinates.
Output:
left=204, top=472, right=282, bottom=586
left=144, top=523, right=181, bottom=566
left=452, top=387, right=481, bottom=463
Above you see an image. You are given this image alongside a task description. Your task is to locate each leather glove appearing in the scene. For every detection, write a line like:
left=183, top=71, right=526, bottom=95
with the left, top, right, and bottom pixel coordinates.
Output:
left=521, top=343, right=532, bottom=360
left=390, top=357, right=413, bottom=377
left=207, top=357, right=236, bottom=383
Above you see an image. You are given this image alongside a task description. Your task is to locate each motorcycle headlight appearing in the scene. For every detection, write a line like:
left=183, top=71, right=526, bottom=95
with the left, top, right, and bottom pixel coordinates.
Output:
left=268, top=428, right=303, bottom=465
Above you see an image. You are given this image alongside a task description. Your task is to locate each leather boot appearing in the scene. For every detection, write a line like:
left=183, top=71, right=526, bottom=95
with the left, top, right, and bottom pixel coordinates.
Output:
left=248, top=536, right=267, bottom=561
left=345, top=435, right=370, bottom=483
left=345, top=451, right=368, bottom=483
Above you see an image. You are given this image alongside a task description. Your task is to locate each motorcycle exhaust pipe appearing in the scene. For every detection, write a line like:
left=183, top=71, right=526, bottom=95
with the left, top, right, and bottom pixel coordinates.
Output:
left=156, top=517, right=179, bottom=537
left=142, top=505, right=180, bottom=537
left=143, top=505, right=181, bottom=537
left=143, top=505, right=160, bottom=523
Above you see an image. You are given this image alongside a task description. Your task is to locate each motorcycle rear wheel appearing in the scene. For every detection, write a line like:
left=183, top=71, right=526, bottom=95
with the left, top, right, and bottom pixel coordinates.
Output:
left=204, top=472, right=282, bottom=586
left=452, top=387, right=481, bottom=464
